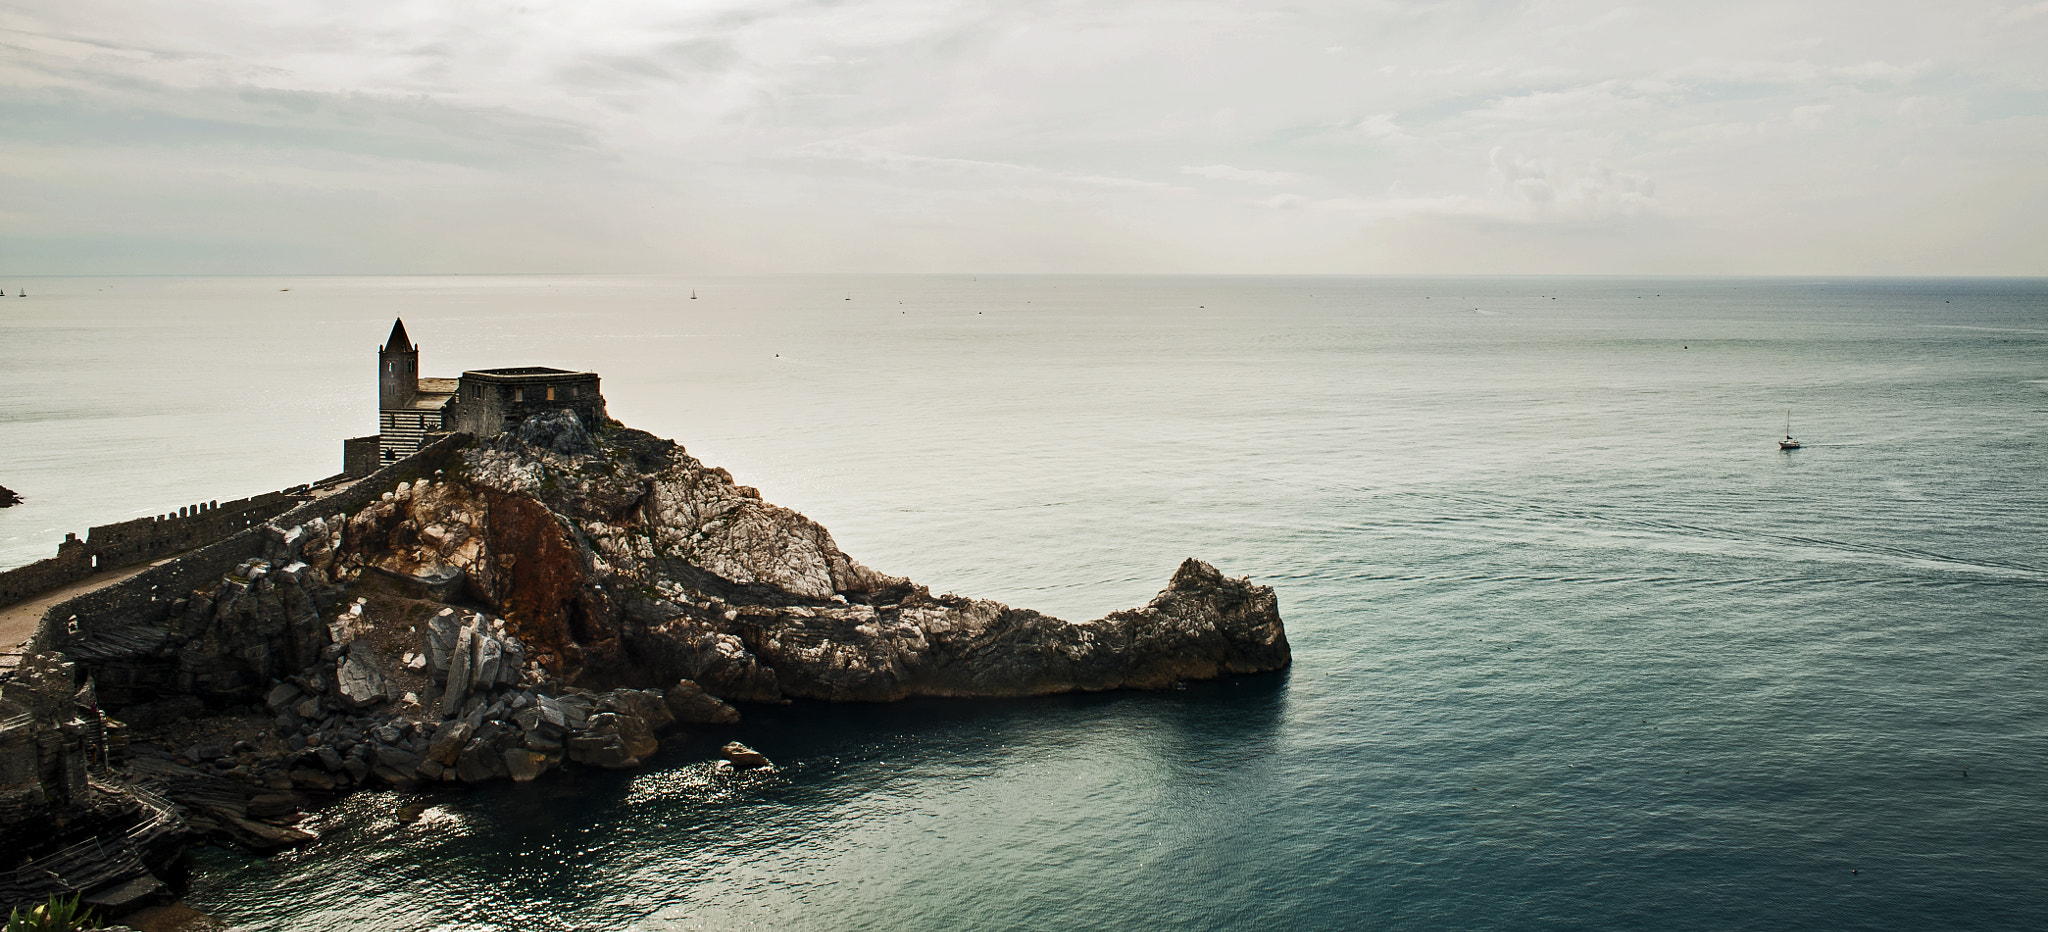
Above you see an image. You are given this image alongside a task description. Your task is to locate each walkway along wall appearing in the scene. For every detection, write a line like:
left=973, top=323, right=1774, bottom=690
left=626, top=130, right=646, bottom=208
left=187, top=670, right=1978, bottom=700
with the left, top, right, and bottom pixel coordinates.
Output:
left=0, top=492, right=309, bottom=610
left=27, top=433, right=473, bottom=667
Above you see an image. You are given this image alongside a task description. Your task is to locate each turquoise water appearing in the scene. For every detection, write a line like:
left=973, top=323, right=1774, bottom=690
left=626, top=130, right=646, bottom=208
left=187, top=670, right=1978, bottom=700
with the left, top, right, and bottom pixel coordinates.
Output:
left=3, top=276, right=2045, bottom=929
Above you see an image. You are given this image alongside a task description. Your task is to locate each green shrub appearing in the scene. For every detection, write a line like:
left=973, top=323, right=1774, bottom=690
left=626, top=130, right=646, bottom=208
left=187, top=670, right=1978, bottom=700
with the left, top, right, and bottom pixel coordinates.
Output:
left=3, top=893, right=100, bottom=932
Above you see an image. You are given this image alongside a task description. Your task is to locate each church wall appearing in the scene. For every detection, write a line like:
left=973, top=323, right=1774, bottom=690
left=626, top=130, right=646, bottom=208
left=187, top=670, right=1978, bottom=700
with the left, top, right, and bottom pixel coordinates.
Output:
left=444, top=372, right=606, bottom=437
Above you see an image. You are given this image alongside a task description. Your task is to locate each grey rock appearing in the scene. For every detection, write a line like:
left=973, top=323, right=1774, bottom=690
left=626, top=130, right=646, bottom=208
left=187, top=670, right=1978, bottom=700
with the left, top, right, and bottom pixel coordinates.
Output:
left=443, top=624, right=476, bottom=717
left=427, top=610, right=459, bottom=673
left=265, top=682, right=304, bottom=710
left=473, top=635, right=503, bottom=692
left=664, top=679, right=740, bottom=725
left=499, top=637, right=527, bottom=686
left=566, top=734, right=637, bottom=769
left=336, top=642, right=389, bottom=708
left=502, top=748, right=549, bottom=782
left=372, top=746, right=421, bottom=783
left=289, top=767, right=337, bottom=790
left=425, top=721, right=473, bottom=767
left=719, top=741, right=771, bottom=770
left=455, top=738, right=504, bottom=782
left=373, top=744, right=421, bottom=771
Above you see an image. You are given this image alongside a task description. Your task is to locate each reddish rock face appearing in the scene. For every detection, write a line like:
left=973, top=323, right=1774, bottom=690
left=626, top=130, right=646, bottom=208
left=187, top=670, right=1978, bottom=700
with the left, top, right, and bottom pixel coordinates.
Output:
left=480, top=489, right=618, bottom=679
left=332, top=419, right=1288, bottom=702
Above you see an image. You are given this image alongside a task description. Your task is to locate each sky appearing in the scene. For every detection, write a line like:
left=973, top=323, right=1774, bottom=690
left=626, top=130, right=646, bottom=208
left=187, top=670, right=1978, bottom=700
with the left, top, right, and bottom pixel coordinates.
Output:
left=2, top=0, right=2045, bottom=275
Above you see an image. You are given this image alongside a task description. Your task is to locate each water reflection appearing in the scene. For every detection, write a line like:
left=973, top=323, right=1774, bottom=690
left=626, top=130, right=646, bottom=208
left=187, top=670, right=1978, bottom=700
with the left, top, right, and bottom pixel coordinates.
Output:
left=189, top=672, right=1293, bottom=931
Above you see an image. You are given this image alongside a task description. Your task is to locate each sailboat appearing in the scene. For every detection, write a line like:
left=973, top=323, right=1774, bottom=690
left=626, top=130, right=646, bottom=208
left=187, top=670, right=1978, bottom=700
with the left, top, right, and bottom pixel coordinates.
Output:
left=1779, top=410, right=1800, bottom=450
left=690, top=290, right=697, bottom=300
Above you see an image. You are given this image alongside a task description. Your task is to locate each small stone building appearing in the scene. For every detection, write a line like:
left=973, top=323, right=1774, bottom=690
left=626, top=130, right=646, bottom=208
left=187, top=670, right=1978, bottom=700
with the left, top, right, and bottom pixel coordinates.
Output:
left=341, top=319, right=605, bottom=475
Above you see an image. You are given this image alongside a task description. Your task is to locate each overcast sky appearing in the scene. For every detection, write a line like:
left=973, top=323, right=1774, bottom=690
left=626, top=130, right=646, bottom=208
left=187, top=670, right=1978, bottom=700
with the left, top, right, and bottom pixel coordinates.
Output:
left=3, top=1, right=2044, bottom=275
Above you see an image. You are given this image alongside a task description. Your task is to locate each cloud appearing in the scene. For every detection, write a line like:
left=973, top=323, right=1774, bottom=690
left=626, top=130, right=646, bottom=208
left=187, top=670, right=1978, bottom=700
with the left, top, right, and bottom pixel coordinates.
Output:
left=795, top=140, right=1179, bottom=193
left=1181, top=164, right=1305, bottom=185
left=1489, top=148, right=1655, bottom=217
left=0, top=0, right=2041, bottom=274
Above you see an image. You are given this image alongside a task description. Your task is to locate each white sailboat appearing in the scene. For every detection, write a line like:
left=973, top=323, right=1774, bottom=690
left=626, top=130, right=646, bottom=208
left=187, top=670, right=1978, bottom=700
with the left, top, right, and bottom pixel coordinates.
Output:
left=1779, top=410, right=1800, bottom=450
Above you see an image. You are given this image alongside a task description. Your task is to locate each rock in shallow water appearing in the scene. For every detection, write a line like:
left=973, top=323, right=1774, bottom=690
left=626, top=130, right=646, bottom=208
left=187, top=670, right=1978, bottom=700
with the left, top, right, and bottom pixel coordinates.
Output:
left=664, top=679, right=741, bottom=724
left=719, top=741, right=771, bottom=770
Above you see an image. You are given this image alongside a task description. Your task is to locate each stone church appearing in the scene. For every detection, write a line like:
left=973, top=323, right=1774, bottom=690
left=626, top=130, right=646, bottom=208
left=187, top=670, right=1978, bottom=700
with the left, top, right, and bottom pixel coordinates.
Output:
left=342, top=319, right=606, bottom=476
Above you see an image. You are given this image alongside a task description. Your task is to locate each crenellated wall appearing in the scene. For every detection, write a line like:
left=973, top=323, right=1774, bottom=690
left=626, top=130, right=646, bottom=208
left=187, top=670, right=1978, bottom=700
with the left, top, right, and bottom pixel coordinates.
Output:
left=0, top=492, right=308, bottom=610
left=27, top=433, right=472, bottom=669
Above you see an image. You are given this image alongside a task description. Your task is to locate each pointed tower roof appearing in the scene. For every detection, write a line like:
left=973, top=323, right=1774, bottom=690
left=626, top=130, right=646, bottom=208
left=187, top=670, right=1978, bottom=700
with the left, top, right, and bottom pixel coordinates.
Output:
left=383, top=318, right=414, bottom=352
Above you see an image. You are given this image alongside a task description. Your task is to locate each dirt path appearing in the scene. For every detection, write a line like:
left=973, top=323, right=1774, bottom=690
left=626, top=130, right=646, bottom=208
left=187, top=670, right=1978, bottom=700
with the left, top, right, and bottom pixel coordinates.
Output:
left=1, top=557, right=176, bottom=654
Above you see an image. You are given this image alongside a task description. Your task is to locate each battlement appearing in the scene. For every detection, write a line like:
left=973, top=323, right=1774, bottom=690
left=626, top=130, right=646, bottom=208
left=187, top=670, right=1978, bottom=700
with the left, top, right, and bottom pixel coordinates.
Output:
left=0, top=490, right=308, bottom=609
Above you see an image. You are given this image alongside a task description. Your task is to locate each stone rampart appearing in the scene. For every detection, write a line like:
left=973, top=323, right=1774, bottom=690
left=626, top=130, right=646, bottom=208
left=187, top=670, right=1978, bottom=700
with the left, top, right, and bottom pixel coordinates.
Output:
left=0, top=492, right=307, bottom=609
left=30, top=433, right=473, bottom=657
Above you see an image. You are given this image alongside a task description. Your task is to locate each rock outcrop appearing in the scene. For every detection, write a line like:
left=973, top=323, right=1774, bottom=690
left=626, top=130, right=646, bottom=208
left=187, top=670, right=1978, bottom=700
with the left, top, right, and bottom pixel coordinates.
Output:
left=320, top=412, right=1291, bottom=703
left=3, top=409, right=1289, bottom=916
left=0, top=484, right=19, bottom=508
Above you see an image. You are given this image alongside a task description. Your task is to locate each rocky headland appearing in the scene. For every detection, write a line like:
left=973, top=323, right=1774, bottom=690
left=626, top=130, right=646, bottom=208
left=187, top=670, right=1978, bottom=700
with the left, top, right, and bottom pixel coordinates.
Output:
left=0, top=413, right=1289, bottom=917
left=0, top=484, right=19, bottom=508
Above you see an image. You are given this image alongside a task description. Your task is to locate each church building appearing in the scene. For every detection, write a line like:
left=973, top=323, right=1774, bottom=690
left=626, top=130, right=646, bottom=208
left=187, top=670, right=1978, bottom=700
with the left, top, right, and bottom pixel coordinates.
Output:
left=342, top=319, right=606, bottom=477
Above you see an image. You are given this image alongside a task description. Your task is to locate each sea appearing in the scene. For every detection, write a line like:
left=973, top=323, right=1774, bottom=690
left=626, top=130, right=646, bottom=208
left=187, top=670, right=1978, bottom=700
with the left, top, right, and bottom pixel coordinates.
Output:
left=1, top=275, right=2044, bottom=931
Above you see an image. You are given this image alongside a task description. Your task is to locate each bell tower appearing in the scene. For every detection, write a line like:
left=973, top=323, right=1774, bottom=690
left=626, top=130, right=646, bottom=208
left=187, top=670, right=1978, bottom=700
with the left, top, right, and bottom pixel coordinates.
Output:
left=380, top=318, right=417, bottom=411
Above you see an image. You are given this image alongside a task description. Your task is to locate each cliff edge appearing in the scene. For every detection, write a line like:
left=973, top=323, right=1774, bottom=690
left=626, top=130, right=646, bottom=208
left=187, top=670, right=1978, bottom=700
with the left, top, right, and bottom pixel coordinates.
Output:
left=1, top=414, right=1287, bottom=914
left=335, top=412, right=1290, bottom=702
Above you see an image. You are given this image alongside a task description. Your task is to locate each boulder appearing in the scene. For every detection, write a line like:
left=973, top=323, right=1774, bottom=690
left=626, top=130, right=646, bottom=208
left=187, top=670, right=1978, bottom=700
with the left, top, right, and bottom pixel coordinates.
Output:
left=265, top=682, right=304, bottom=711
left=442, top=625, right=476, bottom=717
left=455, top=738, right=504, bottom=782
left=427, top=610, right=459, bottom=673
left=498, top=637, right=527, bottom=686
left=289, top=767, right=337, bottom=790
left=664, top=680, right=740, bottom=725
left=566, top=734, right=638, bottom=769
left=373, top=744, right=421, bottom=779
left=335, top=642, right=388, bottom=708
left=473, top=635, right=503, bottom=692
left=425, top=721, right=473, bottom=767
left=501, top=749, right=550, bottom=782
left=719, top=741, right=771, bottom=770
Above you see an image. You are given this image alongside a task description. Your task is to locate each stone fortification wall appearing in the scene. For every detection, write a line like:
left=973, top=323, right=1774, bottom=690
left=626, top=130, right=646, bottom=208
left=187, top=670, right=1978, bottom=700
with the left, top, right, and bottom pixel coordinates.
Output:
left=0, top=491, right=309, bottom=610
left=342, top=435, right=381, bottom=479
left=29, top=433, right=473, bottom=659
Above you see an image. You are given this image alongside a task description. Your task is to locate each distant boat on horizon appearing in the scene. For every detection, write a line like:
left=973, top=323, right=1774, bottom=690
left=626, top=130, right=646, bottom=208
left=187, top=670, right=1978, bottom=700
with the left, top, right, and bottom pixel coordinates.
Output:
left=691, top=289, right=697, bottom=300
left=1779, top=409, right=1801, bottom=450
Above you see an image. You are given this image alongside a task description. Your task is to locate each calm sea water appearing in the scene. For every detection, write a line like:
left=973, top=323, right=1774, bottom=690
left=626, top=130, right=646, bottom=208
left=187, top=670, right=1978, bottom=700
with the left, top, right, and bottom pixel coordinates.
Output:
left=2, top=275, right=2045, bottom=930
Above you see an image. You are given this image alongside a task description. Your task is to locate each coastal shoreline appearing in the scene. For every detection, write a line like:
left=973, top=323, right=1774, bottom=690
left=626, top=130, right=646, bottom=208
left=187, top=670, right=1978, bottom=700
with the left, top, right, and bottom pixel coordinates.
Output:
left=0, top=413, right=1289, bottom=921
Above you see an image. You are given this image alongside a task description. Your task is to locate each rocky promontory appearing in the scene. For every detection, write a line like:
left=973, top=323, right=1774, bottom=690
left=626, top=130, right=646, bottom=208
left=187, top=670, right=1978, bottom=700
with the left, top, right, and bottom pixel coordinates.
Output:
left=0, top=484, right=19, bottom=508
left=2, top=412, right=1288, bottom=915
